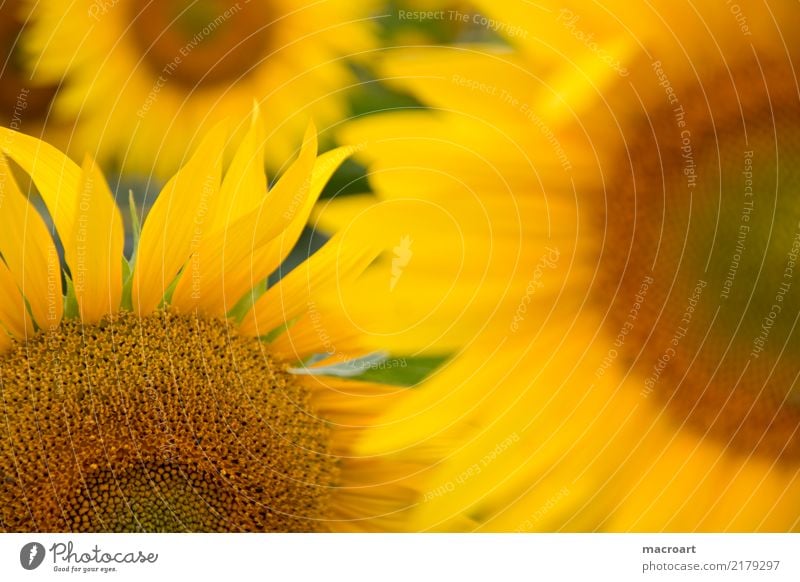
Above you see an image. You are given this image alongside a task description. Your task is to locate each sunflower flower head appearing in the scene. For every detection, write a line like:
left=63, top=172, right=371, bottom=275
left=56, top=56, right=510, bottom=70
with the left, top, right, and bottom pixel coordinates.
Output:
left=0, top=109, right=422, bottom=532
left=320, top=0, right=800, bottom=531
left=22, top=0, right=379, bottom=175
left=0, top=0, right=57, bottom=132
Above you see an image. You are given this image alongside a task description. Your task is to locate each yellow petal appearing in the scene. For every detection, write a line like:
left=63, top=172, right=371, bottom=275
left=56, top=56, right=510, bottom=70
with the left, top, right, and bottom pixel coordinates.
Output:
left=66, top=155, right=124, bottom=324
left=379, top=47, right=539, bottom=133
left=352, top=343, right=497, bottom=457
left=245, top=122, right=318, bottom=245
left=313, top=193, right=376, bottom=234
left=0, top=127, right=81, bottom=253
left=239, top=231, right=379, bottom=337
left=0, top=259, right=33, bottom=339
left=0, top=156, right=63, bottom=329
left=266, top=309, right=364, bottom=361
left=538, top=35, right=634, bottom=120
left=207, top=106, right=268, bottom=233
left=208, top=144, right=358, bottom=316
left=468, top=0, right=623, bottom=59
left=171, top=122, right=318, bottom=315
left=132, top=122, right=227, bottom=315
left=256, top=143, right=359, bottom=270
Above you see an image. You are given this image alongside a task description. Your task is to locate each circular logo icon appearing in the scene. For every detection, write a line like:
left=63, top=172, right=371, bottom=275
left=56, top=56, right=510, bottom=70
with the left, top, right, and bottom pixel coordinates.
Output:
left=20, top=542, right=46, bottom=570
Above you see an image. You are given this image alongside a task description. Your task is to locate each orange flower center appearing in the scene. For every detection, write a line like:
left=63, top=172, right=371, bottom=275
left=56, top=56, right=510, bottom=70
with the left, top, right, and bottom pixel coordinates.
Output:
left=0, top=1, right=57, bottom=126
left=130, top=0, right=273, bottom=88
left=0, top=311, right=336, bottom=532
left=596, top=56, right=800, bottom=461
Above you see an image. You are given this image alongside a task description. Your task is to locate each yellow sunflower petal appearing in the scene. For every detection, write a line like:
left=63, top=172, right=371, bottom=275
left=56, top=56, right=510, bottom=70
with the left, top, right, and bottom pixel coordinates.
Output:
left=132, top=121, right=227, bottom=315
left=252, top=143, right=361, bottom=279
left=239, top=231, right=379, bottom=337
left=399, top=323, right=641, bottom=532
left=234, top=121, right=317, bottom=247
left=0, top=127, right=81, bottom=252
left=173, top=124, right=354, bottom=316
left=170, top=123, right=320, bottom=315
left=0, top=107, right=457, bottom=534
left=266, top=309, right=364, bottom=362
left=0, top=156, right=62, bottom=329
left=302, top=377, right=409, bottom=426
left=66, top=155, right=124, bottom=324
left=379, top=47, right=540, bottom=133
left=206, top=143, right=361, bottom=316
left=0, top=258, right=33, bottom=339
left=208, top=106, right=268, bottom=233
left=24, top=0, right=379, bottom=177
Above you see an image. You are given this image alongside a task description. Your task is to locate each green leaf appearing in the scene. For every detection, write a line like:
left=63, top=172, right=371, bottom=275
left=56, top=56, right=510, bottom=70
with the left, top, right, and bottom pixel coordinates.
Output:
left=159, top=266, right=184, bottom=308
left=63, top=273, right=79, bottom=320
left=120, top=190, right=140, bottom=312
left=227, top=280, right=269, bottom=322
left=351, top=355, right=450, bottom=386
left=128, top=189, right=141, bottom=257
left=120, top=256, right=134, bottom=312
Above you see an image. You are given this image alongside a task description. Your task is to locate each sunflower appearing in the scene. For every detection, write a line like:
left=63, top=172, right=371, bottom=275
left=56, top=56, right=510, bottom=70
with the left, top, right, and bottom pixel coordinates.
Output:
left=319, top=1, right=800, bottom=530
left=0, top=111, right=435, bottom=532
left=21, top=0, right=378, bottom=176
left=0, top=0, right=57, bottom=132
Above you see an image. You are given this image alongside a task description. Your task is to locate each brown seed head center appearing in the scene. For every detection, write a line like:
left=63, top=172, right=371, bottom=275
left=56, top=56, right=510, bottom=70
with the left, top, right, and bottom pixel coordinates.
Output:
left=130, top=0, right=272, bottom=88
left=0, top=310, right=336, bottom=532
left=596, top=57, right=800, bottom=461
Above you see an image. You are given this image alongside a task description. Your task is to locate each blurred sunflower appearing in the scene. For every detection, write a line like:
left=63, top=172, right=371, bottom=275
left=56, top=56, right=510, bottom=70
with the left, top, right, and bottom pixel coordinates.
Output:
left=21, top=0, right=378, bottom=175
left=0, top=0, right=57, bottom=132
left=319, top=0, right=800, bottom=530
left=0, top=111, right=438, bottom=532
